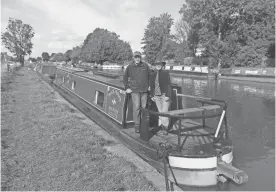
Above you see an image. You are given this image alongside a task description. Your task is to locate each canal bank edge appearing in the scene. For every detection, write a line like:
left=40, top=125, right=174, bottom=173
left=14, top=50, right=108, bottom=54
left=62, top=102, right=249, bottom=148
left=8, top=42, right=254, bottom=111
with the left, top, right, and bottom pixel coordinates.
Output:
left=218, top=75, right=275, bottom=83
left=36, top=71, right=182, bottom=191
left=218, top=67, right=275, bottom=83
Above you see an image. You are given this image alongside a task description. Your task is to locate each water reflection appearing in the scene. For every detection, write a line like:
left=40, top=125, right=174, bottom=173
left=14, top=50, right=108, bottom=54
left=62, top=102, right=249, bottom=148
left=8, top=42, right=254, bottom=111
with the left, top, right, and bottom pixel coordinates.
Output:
left=230, top=83, right=275, bottom=99
left=231, top=84, right=240, bottom=92
left=171, top=77, right=183, bottom=84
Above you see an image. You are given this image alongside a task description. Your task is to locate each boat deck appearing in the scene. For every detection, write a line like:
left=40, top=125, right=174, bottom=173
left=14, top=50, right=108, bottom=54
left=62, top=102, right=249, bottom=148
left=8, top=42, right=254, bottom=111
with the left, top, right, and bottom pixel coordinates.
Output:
left=122, top=118, right=227, bottom=157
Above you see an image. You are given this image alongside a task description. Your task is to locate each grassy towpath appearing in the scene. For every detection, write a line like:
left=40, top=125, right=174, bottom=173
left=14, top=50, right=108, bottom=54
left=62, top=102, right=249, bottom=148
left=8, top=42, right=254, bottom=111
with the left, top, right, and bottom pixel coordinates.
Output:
left=1, top=67, right=157, bottom=191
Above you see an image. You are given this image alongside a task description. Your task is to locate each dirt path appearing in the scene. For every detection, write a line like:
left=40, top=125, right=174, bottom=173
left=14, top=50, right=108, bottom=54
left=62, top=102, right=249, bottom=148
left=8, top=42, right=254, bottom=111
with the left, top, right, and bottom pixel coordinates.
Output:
left=1, top=68, right=157, bottom=191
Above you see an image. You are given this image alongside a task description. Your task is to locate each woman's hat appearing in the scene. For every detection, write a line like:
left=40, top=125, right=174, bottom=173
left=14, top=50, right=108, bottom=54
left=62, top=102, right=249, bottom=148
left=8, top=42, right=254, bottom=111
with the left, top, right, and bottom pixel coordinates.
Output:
left=133, top=51, right=142, bottom=57
left=153, top=60, right=166, bottom=66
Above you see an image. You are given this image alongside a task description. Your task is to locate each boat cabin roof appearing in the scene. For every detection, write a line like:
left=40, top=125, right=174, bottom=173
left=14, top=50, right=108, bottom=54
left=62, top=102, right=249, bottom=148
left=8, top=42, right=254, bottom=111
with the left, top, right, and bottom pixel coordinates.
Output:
left=57, top=66, right=125, bottom=89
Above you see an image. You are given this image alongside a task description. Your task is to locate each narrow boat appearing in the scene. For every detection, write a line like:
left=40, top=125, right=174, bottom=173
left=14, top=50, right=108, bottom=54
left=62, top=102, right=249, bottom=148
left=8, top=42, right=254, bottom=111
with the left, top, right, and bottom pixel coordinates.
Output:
left=164, top=65, right=211, bottom=77
left=36, top=63, right=248, bottom=189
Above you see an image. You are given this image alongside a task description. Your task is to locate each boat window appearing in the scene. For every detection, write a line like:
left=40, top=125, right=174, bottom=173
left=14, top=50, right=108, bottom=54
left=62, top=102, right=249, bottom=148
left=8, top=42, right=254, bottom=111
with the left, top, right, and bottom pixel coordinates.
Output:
left=72, top=81, right=76, bottom=90
left=94, top=90, right=104, bottom=108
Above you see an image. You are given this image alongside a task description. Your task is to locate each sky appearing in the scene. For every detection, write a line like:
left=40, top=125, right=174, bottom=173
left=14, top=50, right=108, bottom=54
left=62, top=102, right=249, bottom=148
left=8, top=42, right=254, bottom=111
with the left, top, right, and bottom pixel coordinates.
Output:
left=1, top=0, right=184, bottom=58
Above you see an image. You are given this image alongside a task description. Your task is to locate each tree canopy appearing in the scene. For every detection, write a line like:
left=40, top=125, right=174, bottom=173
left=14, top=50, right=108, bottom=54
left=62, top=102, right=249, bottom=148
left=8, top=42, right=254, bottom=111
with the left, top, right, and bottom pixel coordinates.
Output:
left=64, top=50, right=72, bottom=62
left=141, top=13, right=175, bottom=63
left=50, top=53, right=64, bottom=62
left=80, top=28, right=133, bottom=64
left=40, top=0, right=275, bottom=68
left=42, top=52, right=50, bottom=62
left=177, top=0, right=275, bottom=67
left=70, top=46, right=82, bottom=64
left=1, top=18, right=35, bottom=66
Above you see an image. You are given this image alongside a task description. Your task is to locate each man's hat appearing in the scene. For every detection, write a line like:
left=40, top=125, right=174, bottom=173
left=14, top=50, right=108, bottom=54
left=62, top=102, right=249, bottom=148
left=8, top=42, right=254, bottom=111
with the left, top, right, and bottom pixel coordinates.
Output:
left=133, top=51, right=142, bottom=57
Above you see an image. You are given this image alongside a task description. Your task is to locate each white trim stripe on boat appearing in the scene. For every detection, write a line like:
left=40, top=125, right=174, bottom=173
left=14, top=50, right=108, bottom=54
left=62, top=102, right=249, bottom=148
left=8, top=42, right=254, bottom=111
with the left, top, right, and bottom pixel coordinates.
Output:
left=168, top=156, right=217, bottom=169
left=167, top=168, right=217, bottom=186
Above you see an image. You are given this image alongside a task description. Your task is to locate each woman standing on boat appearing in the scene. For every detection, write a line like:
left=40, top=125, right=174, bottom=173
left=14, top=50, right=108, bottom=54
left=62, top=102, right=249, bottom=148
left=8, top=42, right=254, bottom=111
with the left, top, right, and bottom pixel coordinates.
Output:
left=150, top=60, right=172, bottom=135
left=123, top=51, right=151, bottom=133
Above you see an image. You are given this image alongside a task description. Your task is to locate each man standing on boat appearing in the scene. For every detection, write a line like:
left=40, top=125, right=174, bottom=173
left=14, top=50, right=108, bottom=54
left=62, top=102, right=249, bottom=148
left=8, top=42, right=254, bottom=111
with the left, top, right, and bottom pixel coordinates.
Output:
left=123, top=51, right=151, bottom=133
left=150, top=59, right=172, bottom=135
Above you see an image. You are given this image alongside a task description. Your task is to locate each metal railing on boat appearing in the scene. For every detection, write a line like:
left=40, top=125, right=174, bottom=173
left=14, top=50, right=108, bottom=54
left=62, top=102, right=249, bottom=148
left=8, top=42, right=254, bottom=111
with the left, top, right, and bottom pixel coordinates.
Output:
left=139, top=94, right=248, bottom=190
left=140, top=94, right=228, bottom=152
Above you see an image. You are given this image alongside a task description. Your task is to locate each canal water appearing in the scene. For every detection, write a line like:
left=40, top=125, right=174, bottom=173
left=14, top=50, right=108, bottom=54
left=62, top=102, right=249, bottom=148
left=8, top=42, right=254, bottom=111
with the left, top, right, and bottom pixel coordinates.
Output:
left=171, top=76, right=275, bottom=191
left=99, top=69, right=275, bottom=191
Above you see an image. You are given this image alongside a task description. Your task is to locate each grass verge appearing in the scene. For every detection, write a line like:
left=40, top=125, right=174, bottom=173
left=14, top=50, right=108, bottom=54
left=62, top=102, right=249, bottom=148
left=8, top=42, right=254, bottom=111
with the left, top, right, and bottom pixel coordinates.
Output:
left=1, top=67, right=157, bottom=191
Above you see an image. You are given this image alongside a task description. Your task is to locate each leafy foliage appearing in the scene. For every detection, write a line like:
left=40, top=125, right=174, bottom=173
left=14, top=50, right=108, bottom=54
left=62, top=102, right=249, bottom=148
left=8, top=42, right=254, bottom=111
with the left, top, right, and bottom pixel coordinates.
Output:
left=1, top=18, right=35, bottom=66
left=177, top=0, right=275, bottom=68
left=173, top=19, right=194, bottom=62
left=29, top=57, right=37, bottom=62
left=80, top=28, right=133, bottom=64
left=42, top=52, right=50, bottom=62
left=50, top=53, right=64, bottom=62
left=64, top=50, right=72, bottom=62
left=141, top=13, right=174, bottom=63
left=70, top=46, right=82, bottom=64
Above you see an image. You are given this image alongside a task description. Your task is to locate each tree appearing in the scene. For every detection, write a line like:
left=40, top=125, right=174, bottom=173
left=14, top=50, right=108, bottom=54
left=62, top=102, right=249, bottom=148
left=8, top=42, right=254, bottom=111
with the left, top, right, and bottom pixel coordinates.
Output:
left=37, top=57, right=42, bottom=62
left=116, top=41, right=133, bottom=64
left=29, top=57, right=37, bottom=62
left=232, top=0, right=275, bottom=67
left=51, top=53, right=64, bottom=62
left=178, top=3, right=202, bottom=57
left=42, top=52, right=50, bottom=62
left=80, top=28, right=133, bottom=64
left=64, top=50, right=72, bottom=63
left=179, top=0, right=275, bottom=68
left=173, top=17, right=195, bottom=58
left=1, top=18, right=35, bottom=66
left=141, top=13, right=174, bottom=63
left=70, top=46, right=81, bottom=64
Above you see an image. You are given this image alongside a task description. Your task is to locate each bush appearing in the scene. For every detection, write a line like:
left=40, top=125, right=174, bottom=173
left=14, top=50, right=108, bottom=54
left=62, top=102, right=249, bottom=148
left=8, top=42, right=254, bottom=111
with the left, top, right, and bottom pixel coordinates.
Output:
left=265, top=58, right=275, bottom=67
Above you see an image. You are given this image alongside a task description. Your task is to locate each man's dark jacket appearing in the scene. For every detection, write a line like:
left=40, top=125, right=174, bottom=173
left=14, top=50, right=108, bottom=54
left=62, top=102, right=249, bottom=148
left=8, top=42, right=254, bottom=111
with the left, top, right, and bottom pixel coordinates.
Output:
left=149, top=70, right=172, bottom=99
left=123, top=62, right=151, bottom=93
